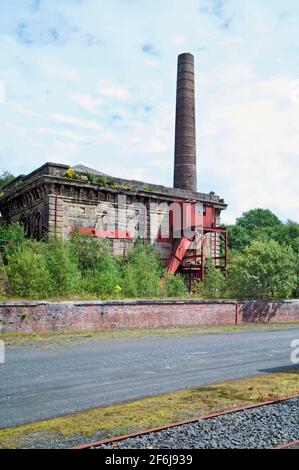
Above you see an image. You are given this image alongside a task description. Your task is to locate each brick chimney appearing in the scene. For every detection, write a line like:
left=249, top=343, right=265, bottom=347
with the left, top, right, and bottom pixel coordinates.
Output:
left=173, top=53, right=197, bottom=192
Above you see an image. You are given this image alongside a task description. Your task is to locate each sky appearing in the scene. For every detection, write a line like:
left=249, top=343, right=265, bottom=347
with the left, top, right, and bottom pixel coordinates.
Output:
left=0, top=0, right=299, bottom=224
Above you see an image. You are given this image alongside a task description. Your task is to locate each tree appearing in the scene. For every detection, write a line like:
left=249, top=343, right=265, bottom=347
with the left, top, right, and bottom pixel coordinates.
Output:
left=227, top=209, right=284, bottom=251
left=273, top=220, right=299, bottom=255
left=236, top=209, right=282, bottom=233
left=228, top=240, right=297, bottom=300
left=227, top=224, right=251, bottom=251
left=0, top=171, right=14, bottom=195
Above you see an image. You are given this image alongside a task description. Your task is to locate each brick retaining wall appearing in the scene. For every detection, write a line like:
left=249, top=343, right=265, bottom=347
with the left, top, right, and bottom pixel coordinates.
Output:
left=0, top=299, right=299, bottom=333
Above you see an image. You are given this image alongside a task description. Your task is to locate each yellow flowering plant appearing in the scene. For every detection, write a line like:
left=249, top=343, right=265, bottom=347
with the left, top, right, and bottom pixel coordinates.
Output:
left=64, top=168, right=77, bottom=179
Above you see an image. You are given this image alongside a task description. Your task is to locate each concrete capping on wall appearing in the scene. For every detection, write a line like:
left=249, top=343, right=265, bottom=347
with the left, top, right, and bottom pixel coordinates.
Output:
left=0, top=299, right=299, bottom=333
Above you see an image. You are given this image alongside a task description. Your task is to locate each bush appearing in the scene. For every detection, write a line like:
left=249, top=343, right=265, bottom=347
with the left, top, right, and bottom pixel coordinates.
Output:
left=203, top=261, right=227, bottom=299
left=73, top=236, right=122, bottom=299
left=0, top=222, right=26, bottom=245
left=70, top=233, right=110, bottom=273
left=81, top=268, right=122, bottom=299
left=191, top=261, right=227, bottom=299
left=42, top=238, right=81, bottom=296
left=192, top=279, right=204, bottom=298
left=162, top=272, right=188, bottom=298
left=6, top=242, right=52, bottom=298
left=121, top=242, right=162, bottom=298
left=227, top=240, right=297, bottom=300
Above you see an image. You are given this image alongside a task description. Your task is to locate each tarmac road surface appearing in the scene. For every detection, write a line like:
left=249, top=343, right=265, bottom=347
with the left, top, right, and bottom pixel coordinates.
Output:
left=0, top=325, right=298, bottom=428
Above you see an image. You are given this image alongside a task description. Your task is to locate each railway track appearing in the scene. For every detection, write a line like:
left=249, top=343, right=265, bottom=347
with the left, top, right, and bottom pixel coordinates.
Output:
left=275, top=439, right=299, bottom=449
left=73, top=394, right=299, bottom=450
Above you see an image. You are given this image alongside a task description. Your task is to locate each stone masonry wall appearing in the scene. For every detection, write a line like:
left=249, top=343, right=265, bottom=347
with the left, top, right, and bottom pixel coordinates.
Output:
left=47, top=191, right=222, bottom=261
left=0, top=300, right=298, bottom=333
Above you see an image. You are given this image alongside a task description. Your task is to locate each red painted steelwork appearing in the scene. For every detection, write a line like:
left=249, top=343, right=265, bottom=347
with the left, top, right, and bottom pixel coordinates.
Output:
left=203, top=205, right=214, bottom=228
left=165, top=203, right=227, bottom=282
left=71, top=227, right=131, bottom=239
left=165, top=235, right=194, bottom=273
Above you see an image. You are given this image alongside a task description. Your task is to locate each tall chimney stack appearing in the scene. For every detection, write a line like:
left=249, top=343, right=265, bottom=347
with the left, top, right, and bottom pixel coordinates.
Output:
left=173, top=53, right=197, bottom=192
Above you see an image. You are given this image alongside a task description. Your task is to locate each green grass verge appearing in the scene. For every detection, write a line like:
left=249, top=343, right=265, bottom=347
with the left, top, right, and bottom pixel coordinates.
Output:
left=1, top=322, right=299, bottom=347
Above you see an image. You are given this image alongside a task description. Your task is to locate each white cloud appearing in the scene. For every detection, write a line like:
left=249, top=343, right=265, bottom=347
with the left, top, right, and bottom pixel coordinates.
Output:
left=200, top=63, right=299, bottom=222
left=170, top=35, right=186, bottom=46
left=253, top=10, right=272, bottom=34
left=221, top=212, right=236, bottom=225
left=44, top=140, right=80, bottom=163
left=51, top=113, right=102, bottom=131
left=98, top=80, right=130, bottom=101
left=9, top=102, right=42, bottom=118
left=0, top=80, right=5, bottom=103
left=30, top=127, right=91, bottom=143
left=69, top=93, right=102, bottom=114
left=143, top=57, right=160, bottom=68
left=43, top=63, right=80, bottom=81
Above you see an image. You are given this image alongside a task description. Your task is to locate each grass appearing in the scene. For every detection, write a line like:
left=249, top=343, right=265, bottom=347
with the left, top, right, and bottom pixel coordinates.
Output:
left=1, top=322, right=299, bottom=347
left=0, top=369, right=298, bottom=448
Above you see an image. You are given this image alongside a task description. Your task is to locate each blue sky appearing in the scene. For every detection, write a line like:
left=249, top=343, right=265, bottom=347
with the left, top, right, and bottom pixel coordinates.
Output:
left=0, top=0, right=299, bottom=223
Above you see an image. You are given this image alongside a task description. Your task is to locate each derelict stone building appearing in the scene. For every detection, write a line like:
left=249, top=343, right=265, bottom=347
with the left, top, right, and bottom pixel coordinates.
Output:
left=0, top=53, right=227, bottom=283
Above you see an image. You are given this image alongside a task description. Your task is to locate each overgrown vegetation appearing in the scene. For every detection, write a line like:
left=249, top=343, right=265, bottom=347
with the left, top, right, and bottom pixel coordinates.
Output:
left=0, top=224, right=187, bottom=300
left=0, top=171, right=14, bottom=197
left=227, top=240, right=297, bottom=300
left=0, top=208, right=298, bottom=300
left=191, top=208, right=299, bottom=300
left=225, top=209, right=299, bottom=299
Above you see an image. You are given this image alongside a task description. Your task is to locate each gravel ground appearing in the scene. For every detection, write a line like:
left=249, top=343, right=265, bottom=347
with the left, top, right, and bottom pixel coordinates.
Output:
left=95, top=398, right=299, bottom=449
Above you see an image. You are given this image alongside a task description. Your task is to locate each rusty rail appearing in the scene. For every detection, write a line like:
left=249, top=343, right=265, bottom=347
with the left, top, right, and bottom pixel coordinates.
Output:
left=72, top=393, right=299, bottom=449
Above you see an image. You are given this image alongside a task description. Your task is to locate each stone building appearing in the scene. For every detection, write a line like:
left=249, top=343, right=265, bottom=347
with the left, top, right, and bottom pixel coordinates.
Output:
left=0, top=53, right=227, bottom=283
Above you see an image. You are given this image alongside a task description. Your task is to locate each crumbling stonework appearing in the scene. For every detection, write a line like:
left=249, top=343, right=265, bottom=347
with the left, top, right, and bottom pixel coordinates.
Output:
left=0, top=162, right=227, bottom=263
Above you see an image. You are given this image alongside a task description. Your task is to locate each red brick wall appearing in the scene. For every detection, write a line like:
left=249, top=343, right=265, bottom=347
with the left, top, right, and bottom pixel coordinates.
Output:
left=239, top=301, right=299, bottom=323
left=0, top=300, right=299, bottom=333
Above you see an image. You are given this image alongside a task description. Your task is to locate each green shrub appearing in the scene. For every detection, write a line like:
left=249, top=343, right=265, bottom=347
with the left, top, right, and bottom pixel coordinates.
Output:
left=85, top=172, right=96, bottom=184
left=191, top=279, right=204, bottom=298
left=190, top=261, right=227, bottom=299
left=227, top=240, right=297, bottom=300
left=97, top=176, right=107, bottom=186
left=73, top=236, right=122, bottom=299
left=6, top=242, right=52, bottom=298
left=70, top=233, right=110, bottom=273
left=42, top=238, right=81, bottom=296
left=81, top=267, right=122, bottom=300
left=106, top=178, right=116, bottom=187
left=0, top=222, right=26, bottom=245
left=202, top=260, right=227, bottom=299
left=121, top=242, right=162, bottom=298
left=162, top=272, right=188, bottom=298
